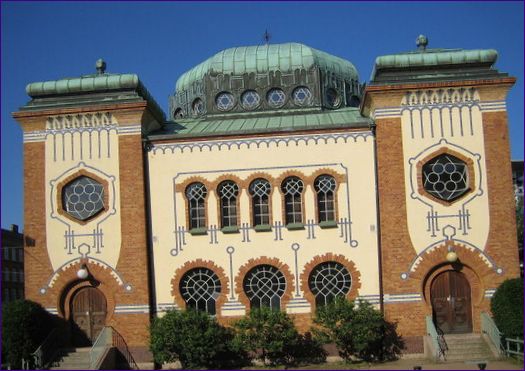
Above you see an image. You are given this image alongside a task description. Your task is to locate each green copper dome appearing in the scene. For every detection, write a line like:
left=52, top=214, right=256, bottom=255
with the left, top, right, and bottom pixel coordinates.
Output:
left=170, top=43, right=362, bottom=120
left=175, top=43, right=359, bottom=92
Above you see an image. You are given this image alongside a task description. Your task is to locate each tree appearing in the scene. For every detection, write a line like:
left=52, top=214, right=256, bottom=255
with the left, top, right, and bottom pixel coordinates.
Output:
left=232, top=308, right=300, bottom=366
left=313, top=297, right=403, bottom=362
left=490, top=278, right=523, bottom=338
left=150, top=309, right=247, bottom=369
left=2, top=300, right=56, bottom=369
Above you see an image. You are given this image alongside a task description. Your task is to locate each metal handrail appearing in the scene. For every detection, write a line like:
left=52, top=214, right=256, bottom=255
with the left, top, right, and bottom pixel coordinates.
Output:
left=22, top=327, right=63, bottom=369
left=111, top=326, right=139, bottom=370
left=505, top=337, right=524, bottom=360
left=426, top=316, right=447, bottom=361
left=481, top=312, right=504, bottom=355
left=89, top=326, right=138, bottom=369
left=89, top=327, right=113, bottom=369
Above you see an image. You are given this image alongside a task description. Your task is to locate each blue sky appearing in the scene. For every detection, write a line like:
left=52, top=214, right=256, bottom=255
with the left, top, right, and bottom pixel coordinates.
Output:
left=1, top=1, right=523, bottom=230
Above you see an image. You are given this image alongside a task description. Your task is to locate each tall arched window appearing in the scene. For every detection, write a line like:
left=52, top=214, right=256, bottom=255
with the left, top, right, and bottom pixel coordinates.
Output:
left=314, top=175, right=336, bottom=223
left=185, top=182, right=207, bottom=229
left=218, top=181, right=239, bottom=228
left=249, top=179, right=271, bottom=227
left=243, top=265, right=286, bottom=310
left=180, top=267, right=221, bottom=315
left=281, top=177, right=304, bottom=225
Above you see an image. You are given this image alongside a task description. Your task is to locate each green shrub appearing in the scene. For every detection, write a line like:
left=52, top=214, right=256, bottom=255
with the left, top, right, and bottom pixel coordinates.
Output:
left=150, top=309, right=247, bottom=369
left=313, top=297, right=403, bottom=362
left=2, top=300, right=56, bottom=369
left=232, top=308, right=300, bottom=366
left=491, top=278, right=524, bottom=338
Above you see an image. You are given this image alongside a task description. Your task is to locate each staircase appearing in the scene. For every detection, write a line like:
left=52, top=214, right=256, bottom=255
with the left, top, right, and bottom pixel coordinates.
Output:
left=49, top=347, right=91, bottom=370
left=443, top=333, right=498, bottom=362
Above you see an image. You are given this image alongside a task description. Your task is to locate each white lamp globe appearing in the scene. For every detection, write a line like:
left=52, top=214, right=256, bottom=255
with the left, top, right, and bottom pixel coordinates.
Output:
left=446, top=251, right=458, bottom=263
left=77, top=266, right=89, bottom=279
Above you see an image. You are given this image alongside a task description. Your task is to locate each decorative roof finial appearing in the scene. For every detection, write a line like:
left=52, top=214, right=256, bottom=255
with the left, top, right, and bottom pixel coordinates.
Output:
left=96, top=59, right=106, bottom=75
left=263, top=29, right=271, bottom=45
left=416, top=35, right=428, bottom=51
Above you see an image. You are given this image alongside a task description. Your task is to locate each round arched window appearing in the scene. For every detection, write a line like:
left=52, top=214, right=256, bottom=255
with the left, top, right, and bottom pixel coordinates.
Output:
left=216, top=92, right=235, bottom=111
left=326, top=88, right=341, bottom=108
left=243, top=265, right=286, bottom=310
left=422, top=154, right=469, bottom=202
left=192, top=98, right=205, bottom=116
left=308, top=261, right=351, bottom=307
left=180, top=267, right=221, bottom=315
left=241, top=90, right=260, bottom=110
left=266, top=88, right=286, bottom=108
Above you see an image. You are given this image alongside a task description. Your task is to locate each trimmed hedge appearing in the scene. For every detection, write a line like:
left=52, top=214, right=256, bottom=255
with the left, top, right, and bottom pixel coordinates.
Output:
left=491, top=278, right=523, bottom=338
left=2, top=300, right=56, bottom=369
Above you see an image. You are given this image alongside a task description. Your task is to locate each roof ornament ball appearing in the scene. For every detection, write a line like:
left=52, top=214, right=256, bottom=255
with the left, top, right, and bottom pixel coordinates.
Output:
left=416, top=34, right=428, bottom=51
left=96, top=58, right=106, bottom=75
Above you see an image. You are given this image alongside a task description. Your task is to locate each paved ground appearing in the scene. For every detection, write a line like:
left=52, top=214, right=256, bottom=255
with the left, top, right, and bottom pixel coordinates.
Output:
left=366, top=358, right=524, bottom=370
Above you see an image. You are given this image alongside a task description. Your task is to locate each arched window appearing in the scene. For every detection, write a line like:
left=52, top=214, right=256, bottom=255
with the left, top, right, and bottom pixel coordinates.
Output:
left=314, top=175, right=336, bottom=223
left=308, top=261, right=351, bottom=307
left=218, top=181, right=239, bottom=228
left=243, top=265, right=286, bottom=310
left=180, top=267, right=221, bottom=315
left=185, top=182, right=207, bottom=229
left=249, top=179, right=271, bottom=227
left=281, top=177, right=304, bottom=225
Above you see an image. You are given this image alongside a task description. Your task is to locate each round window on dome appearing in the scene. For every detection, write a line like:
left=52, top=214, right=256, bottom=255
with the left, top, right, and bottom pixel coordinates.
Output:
left=216, top=92, right=235, bottom=111
left=266, top=88, right=286, bottom=108
left=292, top=86, right=312, bottom=106
left=326, top=88, right=341, bottom=108
left=192, top=98, right=205, bottom=116
left=241, top=90, right=261, bottom=110
left=174, top=108, right=184, bottom=119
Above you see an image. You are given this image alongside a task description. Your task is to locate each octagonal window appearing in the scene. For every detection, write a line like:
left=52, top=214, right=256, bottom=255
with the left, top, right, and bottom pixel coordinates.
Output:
left=62, top=176, right=105, bottom=221
left=422, top=154, right=469, bottom=202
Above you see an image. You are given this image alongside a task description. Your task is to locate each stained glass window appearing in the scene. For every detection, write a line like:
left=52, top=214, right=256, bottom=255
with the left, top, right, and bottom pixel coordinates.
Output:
left=241, top=90, right=260, bottom=110
left=266, top=88, right=286, bottom=108
left=216, top=92, right=235, bottom=111
left=292, top=86, right=312, bottom=106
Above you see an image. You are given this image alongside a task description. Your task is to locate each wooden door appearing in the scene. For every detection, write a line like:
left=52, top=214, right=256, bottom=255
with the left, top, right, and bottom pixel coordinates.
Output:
left=71, top=287, right=107, bottom=345
left=431, top=270, right=472, bottom=334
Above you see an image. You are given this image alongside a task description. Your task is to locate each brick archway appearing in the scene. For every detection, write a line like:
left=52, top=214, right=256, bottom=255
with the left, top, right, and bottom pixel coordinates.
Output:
left=51, top=260, right=121, bottom=323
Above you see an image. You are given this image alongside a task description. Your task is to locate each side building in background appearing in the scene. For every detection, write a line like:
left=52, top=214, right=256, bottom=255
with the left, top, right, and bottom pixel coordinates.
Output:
left=2, top=224, right=25, bottom=303
left=12, top=37, right=520, bottom=362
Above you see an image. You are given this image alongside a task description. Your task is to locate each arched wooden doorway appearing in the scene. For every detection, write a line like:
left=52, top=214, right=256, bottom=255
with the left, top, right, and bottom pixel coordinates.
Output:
left=70, top=287, right=107, bottom=345
left=431, top=270, right=472, bottom=334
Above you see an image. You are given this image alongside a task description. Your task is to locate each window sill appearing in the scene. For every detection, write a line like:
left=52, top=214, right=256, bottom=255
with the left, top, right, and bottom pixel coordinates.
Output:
left=221, top=226, right=239, bottom=234
left=189, top=227, right=208, bottom=236
left=319, top=220, right=338, bottom=229
left=286, top=223, right=305, bottom=231
left=254, top=224, right=272, bottom=232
